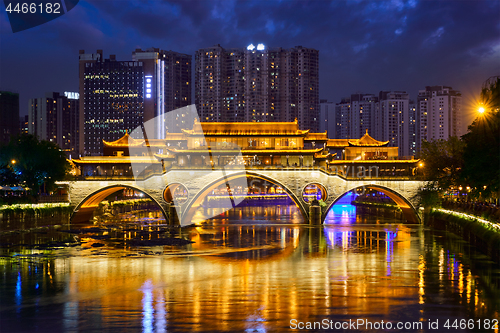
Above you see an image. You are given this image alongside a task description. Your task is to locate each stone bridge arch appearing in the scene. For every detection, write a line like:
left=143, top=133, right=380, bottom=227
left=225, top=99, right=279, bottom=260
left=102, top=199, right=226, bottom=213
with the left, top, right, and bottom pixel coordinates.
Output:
left=71, top=184, right=167, bottom=224
left=181, top=171, right=308, bottom=225
left=323, top=184, right=420, bottom=224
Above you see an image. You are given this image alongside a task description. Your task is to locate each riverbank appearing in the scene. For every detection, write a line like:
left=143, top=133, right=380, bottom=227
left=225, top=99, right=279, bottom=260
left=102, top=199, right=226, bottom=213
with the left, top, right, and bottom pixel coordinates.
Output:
left=0, top=199, right=162, bottom=231
left=425, top=208, right=500, bottom=264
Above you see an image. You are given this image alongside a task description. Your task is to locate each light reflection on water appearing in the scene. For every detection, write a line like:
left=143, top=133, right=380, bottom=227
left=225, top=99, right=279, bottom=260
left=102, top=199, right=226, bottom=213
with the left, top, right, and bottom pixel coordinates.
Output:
left=0, top=204, right=499, bottom=332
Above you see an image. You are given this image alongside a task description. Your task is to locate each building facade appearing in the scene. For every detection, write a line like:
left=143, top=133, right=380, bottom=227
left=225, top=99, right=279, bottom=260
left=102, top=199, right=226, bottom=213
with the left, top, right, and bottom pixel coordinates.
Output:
left=28, top=92, right=80, bottom=157
left=79, top=48, right=191, bottom=156
left=195, top=44, right=319, bottom=132
left=416, top=86, right=462, bottom=153
left=0, top=91, right=19, bottom=145
left=71, top=121, right=419, bottom=183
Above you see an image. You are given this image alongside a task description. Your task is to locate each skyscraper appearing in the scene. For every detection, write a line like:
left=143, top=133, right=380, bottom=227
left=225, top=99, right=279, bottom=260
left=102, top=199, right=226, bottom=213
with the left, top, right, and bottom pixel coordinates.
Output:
left=79, top=48, right=191, bottom=156
left=195, top=44, right=319, bottom=132
left=28, top=92, right=80, bottom=157
left=0, top=91, right=19, bottom=145
left=416, top=86, right=462, bottom=153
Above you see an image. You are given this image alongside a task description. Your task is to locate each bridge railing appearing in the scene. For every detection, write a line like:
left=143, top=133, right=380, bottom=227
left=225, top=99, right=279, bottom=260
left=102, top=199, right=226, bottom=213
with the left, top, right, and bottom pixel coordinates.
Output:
left=72, top=165, right=420, bottom=181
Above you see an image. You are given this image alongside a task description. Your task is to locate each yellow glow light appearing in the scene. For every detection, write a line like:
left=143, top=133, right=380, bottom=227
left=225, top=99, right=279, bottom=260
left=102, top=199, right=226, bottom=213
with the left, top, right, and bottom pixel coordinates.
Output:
left=478, top=106, right=485, bottom=114
left=11, top=159, right=16, bottom=164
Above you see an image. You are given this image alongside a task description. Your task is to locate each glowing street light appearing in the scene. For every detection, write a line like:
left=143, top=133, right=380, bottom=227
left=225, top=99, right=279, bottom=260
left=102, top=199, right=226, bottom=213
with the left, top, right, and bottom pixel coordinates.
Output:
left=478, top=106, right=485, bottom=114
left=11, top=159, right=16, bottom=165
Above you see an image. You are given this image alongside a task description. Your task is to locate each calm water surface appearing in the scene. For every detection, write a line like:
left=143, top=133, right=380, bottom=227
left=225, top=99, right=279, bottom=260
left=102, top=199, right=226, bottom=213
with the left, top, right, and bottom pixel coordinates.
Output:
left=1, top=204, right=499, bottom=332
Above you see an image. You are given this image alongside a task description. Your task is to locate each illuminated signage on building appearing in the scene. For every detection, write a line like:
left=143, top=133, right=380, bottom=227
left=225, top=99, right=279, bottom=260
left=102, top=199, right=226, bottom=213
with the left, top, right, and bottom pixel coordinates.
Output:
left=247, top=43, right=265, bottom=51
left=145, top=76, right=153, bottom=98
left=64, top=92, right=79, bottom=100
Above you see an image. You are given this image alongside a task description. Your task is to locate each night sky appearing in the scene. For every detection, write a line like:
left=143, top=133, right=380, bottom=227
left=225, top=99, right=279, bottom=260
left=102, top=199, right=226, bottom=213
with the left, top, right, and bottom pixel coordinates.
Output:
left=1, top=0, right=499, bottom=130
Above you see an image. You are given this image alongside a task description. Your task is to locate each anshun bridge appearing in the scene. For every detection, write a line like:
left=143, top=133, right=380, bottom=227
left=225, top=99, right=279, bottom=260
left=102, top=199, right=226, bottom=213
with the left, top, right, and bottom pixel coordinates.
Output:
left=67, top=120, right=425, bottom=225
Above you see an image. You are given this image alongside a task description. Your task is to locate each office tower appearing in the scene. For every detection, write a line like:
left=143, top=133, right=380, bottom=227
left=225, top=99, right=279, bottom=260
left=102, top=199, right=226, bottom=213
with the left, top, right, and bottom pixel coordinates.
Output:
left=79, top=48, right=191, bottom=156
left=319, top=100, right=336, bottom=138
left=378, top=91, right=410, bottom=157
left=0, top=91, right=20, bottom=145
left=416, top=86, right=462, bottom=153
left=28, top=92, right=80, bottom=157
left=195, top=44, right=319, bottom=132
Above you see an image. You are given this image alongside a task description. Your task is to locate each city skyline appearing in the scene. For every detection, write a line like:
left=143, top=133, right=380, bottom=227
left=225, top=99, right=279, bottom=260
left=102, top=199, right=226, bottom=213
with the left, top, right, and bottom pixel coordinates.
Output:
left=1, top=0, right=498, bottom=133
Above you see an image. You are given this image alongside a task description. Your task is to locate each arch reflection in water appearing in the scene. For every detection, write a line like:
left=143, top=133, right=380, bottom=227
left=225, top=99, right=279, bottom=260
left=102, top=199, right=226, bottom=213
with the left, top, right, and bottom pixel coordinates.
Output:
left=190, top=225, right=303, bottom=261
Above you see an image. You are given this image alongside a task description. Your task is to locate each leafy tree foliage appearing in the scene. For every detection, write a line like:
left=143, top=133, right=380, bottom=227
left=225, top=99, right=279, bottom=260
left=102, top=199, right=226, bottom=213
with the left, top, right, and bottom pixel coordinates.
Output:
left=462, top=77, right=500, bottom=199
left=0, top=134, right=69, bottom=194
left=420, top=136, right=465, bottom=191
left=0, top=163, right=18, bottom=186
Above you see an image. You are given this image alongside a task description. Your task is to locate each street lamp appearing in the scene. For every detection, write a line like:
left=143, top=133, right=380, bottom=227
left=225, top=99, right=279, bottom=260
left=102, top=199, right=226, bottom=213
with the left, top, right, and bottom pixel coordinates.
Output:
left=11, top=159, right=16, bottom=165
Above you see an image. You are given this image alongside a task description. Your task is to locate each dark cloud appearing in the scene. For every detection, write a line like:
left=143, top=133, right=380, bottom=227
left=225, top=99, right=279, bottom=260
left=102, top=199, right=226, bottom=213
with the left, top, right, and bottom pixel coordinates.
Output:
left=0, top=0, right=498, bottom=129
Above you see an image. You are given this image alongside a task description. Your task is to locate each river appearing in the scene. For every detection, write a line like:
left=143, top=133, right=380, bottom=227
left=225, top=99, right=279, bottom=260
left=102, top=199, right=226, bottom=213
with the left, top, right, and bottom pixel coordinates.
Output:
left=0, top=203, right=499, bottom=332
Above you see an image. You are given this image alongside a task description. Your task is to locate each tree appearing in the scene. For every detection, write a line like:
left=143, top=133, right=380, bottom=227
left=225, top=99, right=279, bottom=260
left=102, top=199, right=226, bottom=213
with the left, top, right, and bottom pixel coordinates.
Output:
left=461, top=77, right=500, bottom=199
left=420, top=136, right=465, bottom=191
left=0, top=134, right=69, bottom=195
left=0, top=163, right=19, bottom=186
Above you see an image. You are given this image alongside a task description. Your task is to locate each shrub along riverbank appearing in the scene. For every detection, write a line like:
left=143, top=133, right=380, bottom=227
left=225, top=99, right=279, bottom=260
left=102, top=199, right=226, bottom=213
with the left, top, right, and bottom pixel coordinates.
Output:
left=0, top=203, right=73, bottom=220
left=425, top=208, right=500, bottom=264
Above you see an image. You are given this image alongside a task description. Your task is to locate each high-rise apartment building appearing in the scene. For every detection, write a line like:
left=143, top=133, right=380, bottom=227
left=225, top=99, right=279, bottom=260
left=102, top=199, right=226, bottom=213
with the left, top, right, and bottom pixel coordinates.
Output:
left=79, top=48, right=191, bottom=156
left=334, top=91, right=411, bottom=157
left=20, top=115, right=29, bottom=135
left=0, top=91, right=19, bottom=145
left=334, top=97, right=352, bottom=139
left=28, top=92, right=80, bottom=157
left=319, top=100, right=336, bottom=138
left=378, top=91, right=409, bottom=157
left=334, top=94, right=379, bottom=140
left=409, top=101, right=417, bottom=157
left=416, top=86, right=462, bottom=153
left=195, top=44, right=319, bottom=132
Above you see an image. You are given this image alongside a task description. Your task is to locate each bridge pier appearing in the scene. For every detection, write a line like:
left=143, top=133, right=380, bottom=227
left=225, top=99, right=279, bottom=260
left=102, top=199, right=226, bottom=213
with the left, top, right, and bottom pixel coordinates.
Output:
left=309, top=202, right=321, bottom=225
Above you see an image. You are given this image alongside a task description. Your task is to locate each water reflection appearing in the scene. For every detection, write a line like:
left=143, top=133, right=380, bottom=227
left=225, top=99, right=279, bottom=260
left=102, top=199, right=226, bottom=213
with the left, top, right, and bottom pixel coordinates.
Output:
left=0, top=204, right=499, bottom=332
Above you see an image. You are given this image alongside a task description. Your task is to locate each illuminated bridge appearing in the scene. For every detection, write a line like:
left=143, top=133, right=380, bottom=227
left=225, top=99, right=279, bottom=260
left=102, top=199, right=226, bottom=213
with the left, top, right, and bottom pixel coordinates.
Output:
left=68, top=119, right=424, bottom=225
left=68, top=167, right=425, bottom=225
